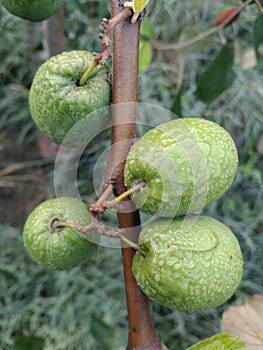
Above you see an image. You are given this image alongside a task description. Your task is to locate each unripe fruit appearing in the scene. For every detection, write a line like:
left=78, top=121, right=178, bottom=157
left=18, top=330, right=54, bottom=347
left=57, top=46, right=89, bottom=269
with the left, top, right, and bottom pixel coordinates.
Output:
left=23, top=197, right=99, bottom=270
left=124, top=118, right=238, bottom=217
left=29, top=51, right=111, bottom=145
left=186, top=333, right=245, bottom=349
left=0, top=0, right=63, bottom=22
left=132, top=215, right=243, bottom=312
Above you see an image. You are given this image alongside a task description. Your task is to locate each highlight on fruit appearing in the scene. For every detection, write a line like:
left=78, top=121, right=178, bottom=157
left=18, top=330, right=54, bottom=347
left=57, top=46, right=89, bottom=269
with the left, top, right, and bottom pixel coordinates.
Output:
left=0, top=0, right=63, bottom=22
left=23, top=197, right=99, bottom=270
left=132, top=215, right=243, bottom=313
left=29, top=50, right=111, bottom=145
left=124, top=117, right=238, bottom=217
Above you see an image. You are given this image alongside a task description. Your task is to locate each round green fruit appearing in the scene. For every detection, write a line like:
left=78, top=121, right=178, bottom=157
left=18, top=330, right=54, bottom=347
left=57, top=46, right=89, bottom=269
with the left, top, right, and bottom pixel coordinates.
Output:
left=132, top=215, right=243, bottom=312
left=23, top=197, right=99, bottom=270
left=124, top=118, right=238, bottom=217
left=0, top=0, right=63, bottom=22
left=29, top=51, right=111, bottom=145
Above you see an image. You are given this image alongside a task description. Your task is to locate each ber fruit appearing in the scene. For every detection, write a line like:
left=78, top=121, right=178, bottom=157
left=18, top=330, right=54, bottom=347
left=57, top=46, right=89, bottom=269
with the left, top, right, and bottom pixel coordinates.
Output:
left=29, top=51, right=111, bottom=145
left=124, top=118, right=238, bottom=217
left=132, top=215, right=243, bottom=312
left=0, top=0, right=63, bottom=22
left=23, top=197, right=99, bottom=270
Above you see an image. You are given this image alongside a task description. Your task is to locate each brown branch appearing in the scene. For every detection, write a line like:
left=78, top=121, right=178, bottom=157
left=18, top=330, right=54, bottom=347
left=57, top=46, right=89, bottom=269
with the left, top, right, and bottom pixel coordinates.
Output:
left=95, top=8, right=132, bottom=64
left=104, top=1, right=165, bottom=349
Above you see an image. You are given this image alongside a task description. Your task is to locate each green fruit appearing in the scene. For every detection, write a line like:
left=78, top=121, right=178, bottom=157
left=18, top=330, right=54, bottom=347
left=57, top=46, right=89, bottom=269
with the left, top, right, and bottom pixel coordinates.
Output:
left=186, top=333, right=245, bottom=350
left=23, top=197, right=99, bottom=270
left=132, top=215, right=243, bottom=312
left=0, top=0, right=63, bottom=22
left=124, top=118, right=238, bottom=217
left=29, top=51, right=111, bottom=145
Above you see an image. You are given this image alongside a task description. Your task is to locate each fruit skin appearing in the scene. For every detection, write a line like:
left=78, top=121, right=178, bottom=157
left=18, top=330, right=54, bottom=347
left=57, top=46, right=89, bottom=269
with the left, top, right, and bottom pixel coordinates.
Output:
left=186, top=333, right=245, bottom=350
left=0, top=0, right=63, bottom=22
left=29, top=51, right=111, bottom=145
left=132, top=215, right=243, bottom=312
left=23, top=197, right=99, bottom=270
left=124, top=118, right=238, bottom=217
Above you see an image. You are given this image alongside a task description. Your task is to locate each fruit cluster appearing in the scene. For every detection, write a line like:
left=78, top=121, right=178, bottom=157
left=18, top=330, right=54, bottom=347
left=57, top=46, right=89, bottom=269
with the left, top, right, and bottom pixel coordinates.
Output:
left=124, top=118, right=243, bottom=312
left=18, top=7, right=243, bottom=314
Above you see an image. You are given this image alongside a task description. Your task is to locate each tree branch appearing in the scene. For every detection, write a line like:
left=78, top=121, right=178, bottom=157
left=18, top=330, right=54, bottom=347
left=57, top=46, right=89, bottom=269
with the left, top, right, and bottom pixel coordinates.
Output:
left=106, top=1, right=165, bottom=349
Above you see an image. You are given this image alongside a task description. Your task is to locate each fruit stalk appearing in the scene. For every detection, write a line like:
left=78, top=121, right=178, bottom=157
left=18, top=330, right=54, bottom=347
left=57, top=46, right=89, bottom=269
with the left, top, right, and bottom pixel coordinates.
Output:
left=107, top=1, right=165, bottom=349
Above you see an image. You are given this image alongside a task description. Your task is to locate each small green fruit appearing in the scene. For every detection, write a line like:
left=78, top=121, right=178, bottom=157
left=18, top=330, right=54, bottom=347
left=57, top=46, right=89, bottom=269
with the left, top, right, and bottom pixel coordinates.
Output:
left=23, top=197, right=99, bottom=270
left=29, top=51, right=111, bottom=145
left=124, top=118, right=238, bottom=217
left=0, top=0, right=63, bottom=22
left=132, top=215, right=243, bottom=312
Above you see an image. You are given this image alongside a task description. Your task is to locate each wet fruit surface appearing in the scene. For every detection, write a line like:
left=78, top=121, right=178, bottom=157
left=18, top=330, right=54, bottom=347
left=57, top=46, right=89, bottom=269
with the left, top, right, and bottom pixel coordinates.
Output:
left=0, top=0, right=63, bottom=21
left=132, top=215, right=243, bottom=312
left=124, top=118, right=238, bottom=217
left=29, top=51, right=111, bottom=145
left=23, top=197, right=99, bottom=270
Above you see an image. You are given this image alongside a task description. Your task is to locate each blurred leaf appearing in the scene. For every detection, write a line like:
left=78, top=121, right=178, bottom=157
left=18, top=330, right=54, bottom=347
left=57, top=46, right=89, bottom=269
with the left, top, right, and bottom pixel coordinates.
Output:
left=171, top=90, right=182, bottom=117
left=196, top=44, right=235, bottom=103
left=222, top=294, right=263, bottom=349
left=139, top=39, right=152, bottom=71
left=141, top=17, right=155, bottom=40
left=252, top=14, right=263, bottom=55
left=10, top=337, right=45, bottom=350
left=185, top=333, right=245, bottom=349
left=178, top=26, right=213, bottom=55
left=91, top=315, right=114, bottom=350
left=257, top=133, right=263, bottom=155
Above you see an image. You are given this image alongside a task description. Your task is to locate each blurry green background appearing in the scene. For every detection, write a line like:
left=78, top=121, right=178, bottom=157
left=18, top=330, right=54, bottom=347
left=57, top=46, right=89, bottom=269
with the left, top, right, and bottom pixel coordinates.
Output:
left=1, top=0, right=263, bottom=349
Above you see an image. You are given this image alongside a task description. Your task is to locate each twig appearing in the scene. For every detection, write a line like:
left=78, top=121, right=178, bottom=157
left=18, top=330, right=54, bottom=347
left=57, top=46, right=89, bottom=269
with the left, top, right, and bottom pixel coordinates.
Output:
left=152, top=0, right=255, bottom=52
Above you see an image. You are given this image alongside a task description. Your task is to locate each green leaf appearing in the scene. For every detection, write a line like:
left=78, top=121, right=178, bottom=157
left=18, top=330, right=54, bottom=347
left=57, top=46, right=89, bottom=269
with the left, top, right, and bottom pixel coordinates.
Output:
left=185, top=333, right=246, bottom=350
left=196, top=44, right=235, bottom=103
left=252, top=14, right=263, bottom=55
left=171, top=90, right=182, bottom=117
left=10, top=337, right=45, bottom=350
left=139, top=39, right=152, bottom=71
left=141, top=17, right=155, bottom=40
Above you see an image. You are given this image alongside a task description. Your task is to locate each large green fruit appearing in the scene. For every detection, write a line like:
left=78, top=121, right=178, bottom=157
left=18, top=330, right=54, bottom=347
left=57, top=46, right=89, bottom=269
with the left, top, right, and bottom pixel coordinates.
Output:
left=29, top=51, right=111, bottom=145
left=23, top=197, right=99, bottom=270
left=0, top=0, right=63, bottom=22
left=132, top=215, right=243, bottom=312
left=124, top=118, right=238, bottom=217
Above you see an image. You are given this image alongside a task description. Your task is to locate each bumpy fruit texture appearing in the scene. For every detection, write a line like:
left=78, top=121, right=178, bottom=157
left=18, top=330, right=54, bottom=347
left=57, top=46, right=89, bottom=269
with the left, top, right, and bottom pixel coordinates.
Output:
left=132, top=216, right=243, bottom=312
left=29, top=51, right=111, bottom=145
left=23, top=197, right=99, bottom=270
left=124, top=118, right=238, bottom=217
left=0, top=0, right=63, bottom=21
left=186, top=333, right=245, bottom=350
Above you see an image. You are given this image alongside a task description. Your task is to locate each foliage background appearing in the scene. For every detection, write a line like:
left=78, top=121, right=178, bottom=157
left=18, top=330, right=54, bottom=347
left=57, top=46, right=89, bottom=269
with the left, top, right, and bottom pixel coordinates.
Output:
left=0, top=0, right=263, bottom=349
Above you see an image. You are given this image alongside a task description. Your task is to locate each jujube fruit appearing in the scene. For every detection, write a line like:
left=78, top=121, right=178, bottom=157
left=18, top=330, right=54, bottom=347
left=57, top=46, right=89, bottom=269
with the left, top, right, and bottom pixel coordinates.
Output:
left=132, top=215, right=243, bottom=312
left=29, top=51, right=111, bottom=145
left=0, top=0, right=63, bottom=22
left=124, top=118, right=238, bottom=217
left=23, top=197, right=99, bottom=270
